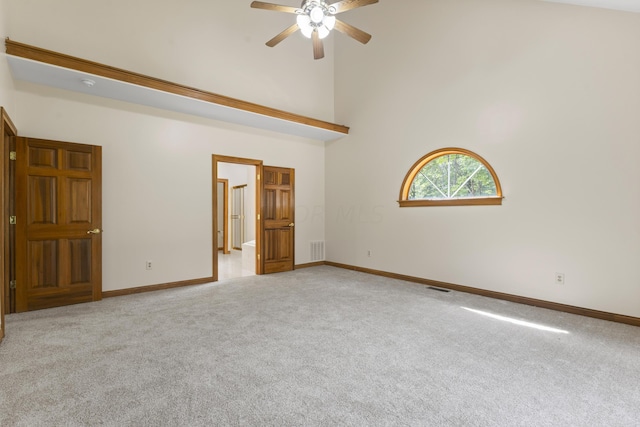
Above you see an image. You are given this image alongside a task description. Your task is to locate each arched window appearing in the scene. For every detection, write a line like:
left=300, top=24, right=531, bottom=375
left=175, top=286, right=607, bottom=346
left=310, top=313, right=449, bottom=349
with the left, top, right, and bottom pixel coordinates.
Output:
left=399, top=148, right=503, bottom=207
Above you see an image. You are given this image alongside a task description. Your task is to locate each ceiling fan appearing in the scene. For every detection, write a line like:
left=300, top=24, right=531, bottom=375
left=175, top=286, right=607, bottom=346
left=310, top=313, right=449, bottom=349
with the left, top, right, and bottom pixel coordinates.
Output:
left=250, top=0, right=378, bottom=60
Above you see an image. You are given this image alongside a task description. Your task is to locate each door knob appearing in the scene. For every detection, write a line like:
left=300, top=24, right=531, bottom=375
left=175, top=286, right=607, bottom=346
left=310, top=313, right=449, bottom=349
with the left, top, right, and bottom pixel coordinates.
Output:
left=87, top=228, right=102, bottom=234
left=288, top=223, right=295, bottom=227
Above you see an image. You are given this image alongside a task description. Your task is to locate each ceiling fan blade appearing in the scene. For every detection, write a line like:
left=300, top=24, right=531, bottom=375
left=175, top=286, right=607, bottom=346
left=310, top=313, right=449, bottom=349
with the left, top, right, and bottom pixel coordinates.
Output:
left=329, top=0, right=378, bottom=14
left=312, top=31, right=325, bottom=60
left=266, top=23, right=299, bottom=47
left=251, top=1, right=299, bottom=14
left=334, top=19, right=372, bottom=44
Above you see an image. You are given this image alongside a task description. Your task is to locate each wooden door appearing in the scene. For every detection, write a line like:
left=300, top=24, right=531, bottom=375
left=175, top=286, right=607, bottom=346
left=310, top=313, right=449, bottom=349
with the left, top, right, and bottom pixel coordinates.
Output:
left=261, top=166, right=294, bottom=274
left=15, top=137, right=102, bottom=312
left=0, top=132, right=4, bottom=342
left=1, top=108, right=17, bottom=340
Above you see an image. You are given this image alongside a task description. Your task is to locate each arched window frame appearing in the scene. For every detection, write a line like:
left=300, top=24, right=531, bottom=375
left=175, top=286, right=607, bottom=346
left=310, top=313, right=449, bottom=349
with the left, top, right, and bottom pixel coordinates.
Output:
left=399, top=147, right=503, bottom=207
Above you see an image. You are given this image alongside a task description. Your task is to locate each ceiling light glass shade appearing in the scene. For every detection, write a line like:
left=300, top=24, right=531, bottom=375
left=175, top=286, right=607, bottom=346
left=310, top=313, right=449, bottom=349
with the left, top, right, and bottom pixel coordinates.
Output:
left=324, top=15, right=336, bottom=31
left=296, top=14, right=313, bottom=38
left=309, top=6, right=324, bottom=23
left=318, top=25, right=330, bottom=39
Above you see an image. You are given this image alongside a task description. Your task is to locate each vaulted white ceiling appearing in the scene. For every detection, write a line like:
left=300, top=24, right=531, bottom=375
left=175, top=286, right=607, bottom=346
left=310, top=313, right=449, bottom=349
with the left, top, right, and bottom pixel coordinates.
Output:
left=542, top=0, right=640, bottom=12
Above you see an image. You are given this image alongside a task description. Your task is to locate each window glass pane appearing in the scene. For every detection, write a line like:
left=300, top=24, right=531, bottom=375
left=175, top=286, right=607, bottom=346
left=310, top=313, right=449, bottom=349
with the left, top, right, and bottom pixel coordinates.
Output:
left=409, top=154, right=497, bottom=200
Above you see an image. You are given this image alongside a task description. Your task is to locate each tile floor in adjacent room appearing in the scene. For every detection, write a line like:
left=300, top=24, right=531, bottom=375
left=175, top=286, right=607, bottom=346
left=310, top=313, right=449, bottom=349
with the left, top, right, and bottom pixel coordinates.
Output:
left=218, top=249, right=255, bottom=280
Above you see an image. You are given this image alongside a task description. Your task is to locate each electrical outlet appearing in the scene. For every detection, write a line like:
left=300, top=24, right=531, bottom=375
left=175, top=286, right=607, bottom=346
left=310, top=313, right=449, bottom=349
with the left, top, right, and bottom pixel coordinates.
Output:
left=146, top=260, right=153, bottom=270
left=555, top=272, right=564, bottom=284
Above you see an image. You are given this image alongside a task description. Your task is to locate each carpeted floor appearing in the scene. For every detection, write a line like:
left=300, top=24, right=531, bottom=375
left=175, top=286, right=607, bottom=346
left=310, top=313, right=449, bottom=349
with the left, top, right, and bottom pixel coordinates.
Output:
left=1, top=266, right=639, bottom=426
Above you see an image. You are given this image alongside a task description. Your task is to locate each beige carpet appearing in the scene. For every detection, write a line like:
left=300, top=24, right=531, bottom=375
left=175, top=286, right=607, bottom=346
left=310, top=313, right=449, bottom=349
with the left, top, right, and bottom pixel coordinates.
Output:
left=1, top=266, right=639, bottom=426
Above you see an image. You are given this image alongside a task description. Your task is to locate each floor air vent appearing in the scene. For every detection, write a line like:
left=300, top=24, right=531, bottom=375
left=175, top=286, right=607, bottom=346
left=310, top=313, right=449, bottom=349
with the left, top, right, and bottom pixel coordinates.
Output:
left=310, top=241, right=325, bottom=262
left=428, top=287, right=450, bottom=293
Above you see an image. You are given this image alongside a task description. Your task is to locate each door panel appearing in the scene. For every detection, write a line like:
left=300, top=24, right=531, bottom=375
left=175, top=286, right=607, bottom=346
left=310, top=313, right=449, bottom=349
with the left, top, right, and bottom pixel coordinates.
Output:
left=261, top=166, right=294, bottom=274
left=29, top=176, right=57, bottom=223
left=67, top=179, right=92, bottom=223
left=29, top=239, right=57, bottom=288
left=15, top=137, right=102, bottom=312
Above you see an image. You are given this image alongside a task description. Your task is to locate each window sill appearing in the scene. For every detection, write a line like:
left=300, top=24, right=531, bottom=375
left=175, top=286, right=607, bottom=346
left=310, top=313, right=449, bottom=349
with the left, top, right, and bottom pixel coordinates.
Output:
left=398, top=197, right=503, bottom=207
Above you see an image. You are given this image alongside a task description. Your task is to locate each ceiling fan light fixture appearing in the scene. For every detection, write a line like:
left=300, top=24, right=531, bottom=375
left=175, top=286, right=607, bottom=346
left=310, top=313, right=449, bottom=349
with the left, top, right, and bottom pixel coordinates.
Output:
left=297, top=2, right=335, bottom=39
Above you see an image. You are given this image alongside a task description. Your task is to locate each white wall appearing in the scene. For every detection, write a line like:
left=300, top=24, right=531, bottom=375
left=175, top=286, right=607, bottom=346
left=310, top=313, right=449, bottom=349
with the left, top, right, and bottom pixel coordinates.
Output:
left=329, top=0, right=640, bottom=317
left=13, top=85, right=325, bottom=291
left=0, top=0, right=14, bottom=109
left=3, top=0, right=328, bottom=292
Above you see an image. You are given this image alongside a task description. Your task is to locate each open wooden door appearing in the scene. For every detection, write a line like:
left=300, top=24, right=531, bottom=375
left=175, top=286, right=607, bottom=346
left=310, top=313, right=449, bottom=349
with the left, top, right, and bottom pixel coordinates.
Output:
left=15, top=137, right=102, bottom=312
left=1, top=108, right=16, bottom=342
left=1, top=108, right=17, bottom=342
left=261, top=166, right=294, bottom=274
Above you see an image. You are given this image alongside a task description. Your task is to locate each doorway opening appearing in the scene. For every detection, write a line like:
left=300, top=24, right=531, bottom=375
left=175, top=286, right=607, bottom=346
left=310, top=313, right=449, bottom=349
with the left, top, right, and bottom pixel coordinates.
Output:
left=212, top=155, right=262, bottom=281
left=218, top=163, right=257, bottom=280
left=212, top=155, right=296, bottom=281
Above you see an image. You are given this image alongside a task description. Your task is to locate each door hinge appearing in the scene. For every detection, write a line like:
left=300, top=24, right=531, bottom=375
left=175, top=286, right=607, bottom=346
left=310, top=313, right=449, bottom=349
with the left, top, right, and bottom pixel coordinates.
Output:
left=9, top=216, right=16, bottom=225
left=257, top=254, right=260, bottom=260
left=257, top=214, right=260, bottom=220
left=257, top=174, right=260, bottom=180
left=9, top=151, right=16, bottom=161
left=9, top=280, right=16, bottom=289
